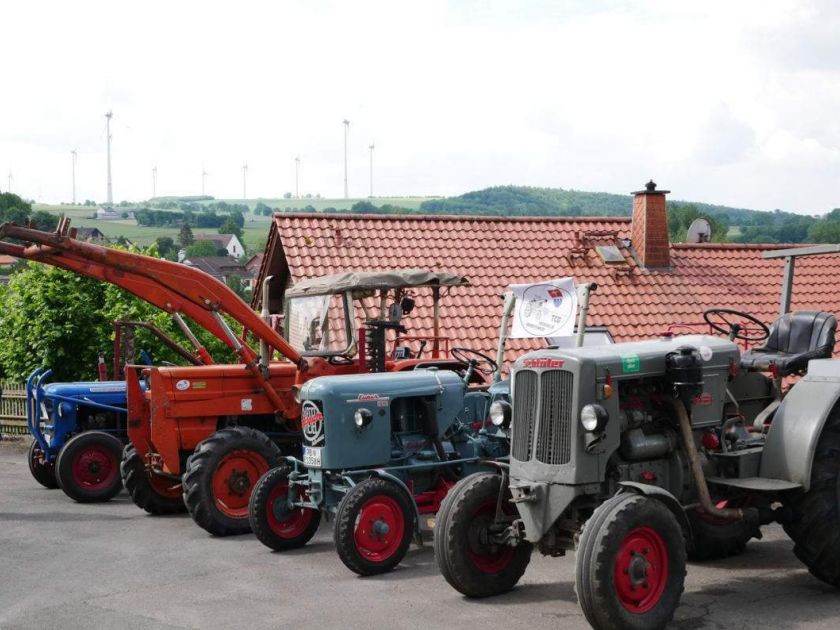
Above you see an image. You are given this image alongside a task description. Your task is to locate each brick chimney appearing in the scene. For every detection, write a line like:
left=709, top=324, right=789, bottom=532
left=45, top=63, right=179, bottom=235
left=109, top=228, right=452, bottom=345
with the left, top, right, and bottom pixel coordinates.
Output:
left=631, top=180, right=670, bottom=269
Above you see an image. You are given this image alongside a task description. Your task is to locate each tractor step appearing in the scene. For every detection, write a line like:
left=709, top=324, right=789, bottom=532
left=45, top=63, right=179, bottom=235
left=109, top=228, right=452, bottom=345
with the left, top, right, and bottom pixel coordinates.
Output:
left=707, top=476, right=802, bottom=492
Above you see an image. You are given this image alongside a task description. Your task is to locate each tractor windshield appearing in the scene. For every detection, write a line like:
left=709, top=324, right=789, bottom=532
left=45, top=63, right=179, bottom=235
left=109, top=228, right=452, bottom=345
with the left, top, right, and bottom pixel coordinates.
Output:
left=285, top=293, right=353, bottom=356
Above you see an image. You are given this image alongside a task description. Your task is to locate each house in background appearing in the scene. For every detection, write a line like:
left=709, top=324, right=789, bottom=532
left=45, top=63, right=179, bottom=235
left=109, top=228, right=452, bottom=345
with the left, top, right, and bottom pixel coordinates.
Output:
left=193, top=234, right=245, bottom=259
left=253, top=183, right=840, bottom=366
left=0, top=254, right=19, bottom=285
left=181, top=256, right=251, bottom=284
left=75, top=227, right=107, bottom=243
left=244, top=253, right=264, bottom=291
left=95, top=207, right=121, bottom=220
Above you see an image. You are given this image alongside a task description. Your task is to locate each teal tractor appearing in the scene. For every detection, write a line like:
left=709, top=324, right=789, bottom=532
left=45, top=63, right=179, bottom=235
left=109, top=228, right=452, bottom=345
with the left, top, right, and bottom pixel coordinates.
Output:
left=248, top=354, right=511, bottom=575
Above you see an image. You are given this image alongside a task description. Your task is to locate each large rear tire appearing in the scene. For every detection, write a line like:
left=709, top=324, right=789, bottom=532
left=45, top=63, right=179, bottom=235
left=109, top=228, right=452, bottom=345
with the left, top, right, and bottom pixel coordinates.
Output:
left=434, top=472, right=532, bottom=598
left=687, top=496, right=759, bottom=561
left=120, top=444, right=186, bottom=514
left=249, top=467, right=321, bottom=551
left=575, top=493, right=686, bottom=630
left=55, top=431, right=123, bottom=503
left=784, top=405, right=840, bottom=586
left=334, top=477, right=415, bottom=576
left=183, top=426, right=280, bottom=536
left=28, top=439, right=58, bottom=489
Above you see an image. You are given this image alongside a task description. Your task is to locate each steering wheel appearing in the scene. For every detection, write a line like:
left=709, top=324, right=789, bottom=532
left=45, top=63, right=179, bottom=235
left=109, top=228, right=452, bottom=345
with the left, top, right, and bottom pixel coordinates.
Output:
left=451, top=347, right=499, bottom=375
left=703, top=308, right=770, bottom=342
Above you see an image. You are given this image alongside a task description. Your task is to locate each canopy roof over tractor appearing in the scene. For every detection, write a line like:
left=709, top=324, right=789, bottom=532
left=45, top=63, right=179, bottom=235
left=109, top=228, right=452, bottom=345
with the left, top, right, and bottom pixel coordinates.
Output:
left=286, top=269, right=469, bottom=298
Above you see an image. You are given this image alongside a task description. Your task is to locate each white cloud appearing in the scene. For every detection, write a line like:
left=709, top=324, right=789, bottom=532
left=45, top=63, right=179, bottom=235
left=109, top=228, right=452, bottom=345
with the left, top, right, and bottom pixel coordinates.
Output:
left=0, top=0, right=838, bottom=213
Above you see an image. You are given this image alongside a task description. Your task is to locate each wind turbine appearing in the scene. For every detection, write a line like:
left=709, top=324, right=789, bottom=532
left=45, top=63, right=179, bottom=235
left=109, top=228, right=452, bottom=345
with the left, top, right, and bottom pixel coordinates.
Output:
left=343, top=119, right=350, bottom=199
left=242, top=162, right=248, bottom=199
left=201, top=167, right=209, bottom=196
left=152, top=165, right=158, bottom=199
left=105, top=111, right=113, bottom=206
left=295, top=155, right=300, bottom=199
left=6, top=170, right=12, bottom=193
left=71, top=150, right=77, bottom=204
left=369, top=143, right=375, bottom=198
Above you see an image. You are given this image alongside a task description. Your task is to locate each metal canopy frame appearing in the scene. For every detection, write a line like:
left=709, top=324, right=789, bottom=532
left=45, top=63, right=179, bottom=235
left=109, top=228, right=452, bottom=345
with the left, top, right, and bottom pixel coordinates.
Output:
left=762, top=244, right=840, bottom=315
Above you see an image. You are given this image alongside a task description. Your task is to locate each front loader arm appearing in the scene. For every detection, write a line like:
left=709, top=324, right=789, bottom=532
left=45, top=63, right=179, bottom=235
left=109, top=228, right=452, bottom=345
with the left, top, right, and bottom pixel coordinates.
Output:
left=0, top=220, right=302, bottom=364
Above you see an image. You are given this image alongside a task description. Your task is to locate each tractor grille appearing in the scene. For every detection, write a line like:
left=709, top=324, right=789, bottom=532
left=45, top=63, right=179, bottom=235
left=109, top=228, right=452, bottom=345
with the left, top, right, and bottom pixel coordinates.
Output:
left=511, top=370, right=538, bottom=461
left=511, top=368, right=574, bottom=465
left=535, top=370, right=574, bottom=465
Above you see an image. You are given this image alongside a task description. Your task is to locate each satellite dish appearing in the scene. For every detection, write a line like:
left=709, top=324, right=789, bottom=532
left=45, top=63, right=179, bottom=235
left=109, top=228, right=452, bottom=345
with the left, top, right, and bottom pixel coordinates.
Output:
left=686, top=218, right=712, bottom=243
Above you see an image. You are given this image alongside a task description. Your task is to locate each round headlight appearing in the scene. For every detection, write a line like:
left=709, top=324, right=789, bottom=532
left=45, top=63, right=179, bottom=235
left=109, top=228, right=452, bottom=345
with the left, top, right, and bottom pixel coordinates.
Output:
left=354, top=408, right=373, bottom=428
left=489, top=400, right=512, bottom=428
left=581, top=404, right=608, bottom=433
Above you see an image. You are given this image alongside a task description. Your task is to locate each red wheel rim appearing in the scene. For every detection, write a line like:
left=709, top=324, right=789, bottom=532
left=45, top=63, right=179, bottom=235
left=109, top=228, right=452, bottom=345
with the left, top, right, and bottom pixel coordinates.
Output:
left=354, top=495, right=405, bottom=563
left=266, top=480, right=315, bottom=539
left=467, top=498, right=514, bottom=574
left=211, top=449, right=269, bottom=518
left=71, top=445, right=118, bottom=491
left=613, top=526, right=669, bottom=614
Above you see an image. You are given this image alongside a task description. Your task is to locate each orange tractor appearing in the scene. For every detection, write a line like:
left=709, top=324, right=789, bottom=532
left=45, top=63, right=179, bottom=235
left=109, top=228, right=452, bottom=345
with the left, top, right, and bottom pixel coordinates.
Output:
left=0, top=219, right=477, bottom=535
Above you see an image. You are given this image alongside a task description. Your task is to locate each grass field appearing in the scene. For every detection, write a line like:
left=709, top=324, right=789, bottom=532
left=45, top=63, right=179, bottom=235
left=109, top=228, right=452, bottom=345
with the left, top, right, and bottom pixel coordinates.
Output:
left=31, top=197, right=434, bottom=251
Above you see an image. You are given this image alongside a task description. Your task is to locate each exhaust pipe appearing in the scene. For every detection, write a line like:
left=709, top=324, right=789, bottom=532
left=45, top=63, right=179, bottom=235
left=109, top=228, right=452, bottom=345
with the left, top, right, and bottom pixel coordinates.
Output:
left=672, top=398, right=755, bottom=522
left=260, top=275, right=275, bottom=375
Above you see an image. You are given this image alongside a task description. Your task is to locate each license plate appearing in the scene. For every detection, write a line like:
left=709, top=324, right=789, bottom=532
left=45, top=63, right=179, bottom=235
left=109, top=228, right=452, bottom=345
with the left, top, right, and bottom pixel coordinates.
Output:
left=303, top=447, right=321, bottom=467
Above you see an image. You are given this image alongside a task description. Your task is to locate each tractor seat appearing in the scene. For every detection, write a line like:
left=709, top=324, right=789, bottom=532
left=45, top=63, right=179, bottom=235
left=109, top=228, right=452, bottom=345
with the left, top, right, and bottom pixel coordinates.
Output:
left=740, top=310, right=837, bottom=376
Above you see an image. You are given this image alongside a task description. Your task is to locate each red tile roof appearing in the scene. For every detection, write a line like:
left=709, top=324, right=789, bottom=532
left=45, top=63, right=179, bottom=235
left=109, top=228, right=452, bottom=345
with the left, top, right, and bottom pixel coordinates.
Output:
left=255, top=213, right=840, bottom=365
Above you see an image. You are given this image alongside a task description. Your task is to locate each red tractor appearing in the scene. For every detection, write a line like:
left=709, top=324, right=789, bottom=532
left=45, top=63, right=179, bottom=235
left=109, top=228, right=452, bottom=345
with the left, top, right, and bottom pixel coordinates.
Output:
left=0, top=220, right=479, bottom=535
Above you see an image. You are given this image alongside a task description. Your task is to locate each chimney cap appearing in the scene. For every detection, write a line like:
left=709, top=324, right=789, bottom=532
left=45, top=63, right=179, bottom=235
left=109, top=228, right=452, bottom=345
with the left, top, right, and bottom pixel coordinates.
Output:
left=633, top=179, right=670, bottom=195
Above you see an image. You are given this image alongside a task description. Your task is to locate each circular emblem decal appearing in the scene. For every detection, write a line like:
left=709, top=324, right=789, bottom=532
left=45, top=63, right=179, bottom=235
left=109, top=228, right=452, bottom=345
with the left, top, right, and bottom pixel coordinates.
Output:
left=175, top=379, right=191, bottom=391
left=301, top=400, right=325, bottom=446
left=699, top=345, right=713, bottom=362
left=517, top=284, right=575, bottom=337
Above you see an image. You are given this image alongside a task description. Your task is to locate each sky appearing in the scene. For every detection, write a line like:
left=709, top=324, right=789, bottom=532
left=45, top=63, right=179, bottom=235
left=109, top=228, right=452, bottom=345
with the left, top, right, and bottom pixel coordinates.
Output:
left=1, top=0, right=839, bottom=213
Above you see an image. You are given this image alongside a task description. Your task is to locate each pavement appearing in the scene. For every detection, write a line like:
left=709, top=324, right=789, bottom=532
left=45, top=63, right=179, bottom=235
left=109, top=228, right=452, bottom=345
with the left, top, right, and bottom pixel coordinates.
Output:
left=1, top=440, right=839, bottom=630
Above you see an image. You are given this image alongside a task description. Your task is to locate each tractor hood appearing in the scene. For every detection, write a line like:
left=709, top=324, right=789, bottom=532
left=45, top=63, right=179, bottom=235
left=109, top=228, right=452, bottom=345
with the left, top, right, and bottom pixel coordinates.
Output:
left=42, top=380, right=142, bottom=406
left=299, top=369, right=466, bottom=470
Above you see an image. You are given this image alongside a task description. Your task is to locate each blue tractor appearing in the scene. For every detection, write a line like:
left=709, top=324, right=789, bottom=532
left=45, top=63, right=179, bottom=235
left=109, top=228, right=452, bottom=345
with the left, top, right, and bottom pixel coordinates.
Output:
left=26, top=368, right=136, bottom=502
left=25, top=319, right=204, bottom=502
left=248, top=352, right=511, bottom=576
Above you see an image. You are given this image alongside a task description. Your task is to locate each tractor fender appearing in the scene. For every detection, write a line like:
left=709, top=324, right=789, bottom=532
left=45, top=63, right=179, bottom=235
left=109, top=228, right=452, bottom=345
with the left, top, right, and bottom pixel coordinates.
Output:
left=351, top=469, right=423, bottom=536
left=617, top=481, right=692, bottom=539
left=759, top=360, right=840, bottom=490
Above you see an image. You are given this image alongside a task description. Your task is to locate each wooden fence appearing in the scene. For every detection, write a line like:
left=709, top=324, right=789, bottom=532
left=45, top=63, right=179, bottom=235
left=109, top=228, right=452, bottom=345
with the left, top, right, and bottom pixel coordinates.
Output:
left=1, top=381, right=42, bottom=437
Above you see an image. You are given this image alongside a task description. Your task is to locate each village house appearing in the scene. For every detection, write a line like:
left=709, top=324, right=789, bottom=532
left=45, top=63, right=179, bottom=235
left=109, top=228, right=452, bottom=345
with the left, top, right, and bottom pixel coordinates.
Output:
left=182, top=255, right=250, bottom=284
left=193, top=233, right=245, bottom=258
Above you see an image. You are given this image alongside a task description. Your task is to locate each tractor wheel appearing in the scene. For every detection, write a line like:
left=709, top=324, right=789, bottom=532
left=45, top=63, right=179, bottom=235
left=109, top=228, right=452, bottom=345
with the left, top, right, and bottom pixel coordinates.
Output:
left=28, top=439, right=58, bottom=489
left=120, top=444, right=186, bottom=515
left=249, top=467, right=321, bottom=551
left=55, top=431, right=124, bottom=503
left=687, top=498, right=759, bottom=561
left=784, top=405, right=840, bottom=586
left=334, top=477, right=415, bottom=575
left=182, top=426, right=281, bottom=536
left=434, top=472, right=532, bottom=598
left=575, top=493, right=686, bottom=630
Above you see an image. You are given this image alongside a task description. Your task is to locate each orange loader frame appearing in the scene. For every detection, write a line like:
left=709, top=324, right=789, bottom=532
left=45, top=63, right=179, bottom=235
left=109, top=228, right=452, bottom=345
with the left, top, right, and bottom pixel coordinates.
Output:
left=0, top=219, right=469, bottom=535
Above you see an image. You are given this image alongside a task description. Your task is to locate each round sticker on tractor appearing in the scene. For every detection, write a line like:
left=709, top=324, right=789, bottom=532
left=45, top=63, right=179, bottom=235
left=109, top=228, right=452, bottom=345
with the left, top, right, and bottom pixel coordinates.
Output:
left=175, top=379, right=191, bottom=391
left=699, top=345, right=713, bottom=362
left=301, top=400, right=325, bottom=446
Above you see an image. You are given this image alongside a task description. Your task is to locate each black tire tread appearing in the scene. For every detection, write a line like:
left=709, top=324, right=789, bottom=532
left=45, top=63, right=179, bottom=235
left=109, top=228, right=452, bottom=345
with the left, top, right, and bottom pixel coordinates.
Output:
left=182, top=426, right=281, bottom=536
left=55, top=431, right=124, bottom=503
left=248, top=466, right=321, bottom=551
left=687, top=506, right=758, bottom=561
left=28, top=439, right=58, bottom=489
left=120, top=444, right=186, bottom=515
left=784, top=406, right=840, bottom=586
left=434, top=472, right=532, bottom=598
left=576, top=493, right=686, bottom=630
left=334, top=477, right=415, bottom=576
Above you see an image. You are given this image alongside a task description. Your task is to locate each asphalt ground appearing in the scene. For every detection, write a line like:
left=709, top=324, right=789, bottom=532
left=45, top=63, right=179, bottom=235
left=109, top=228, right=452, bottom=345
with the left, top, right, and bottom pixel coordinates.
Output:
left=1, top=440, right=839, bottom=630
